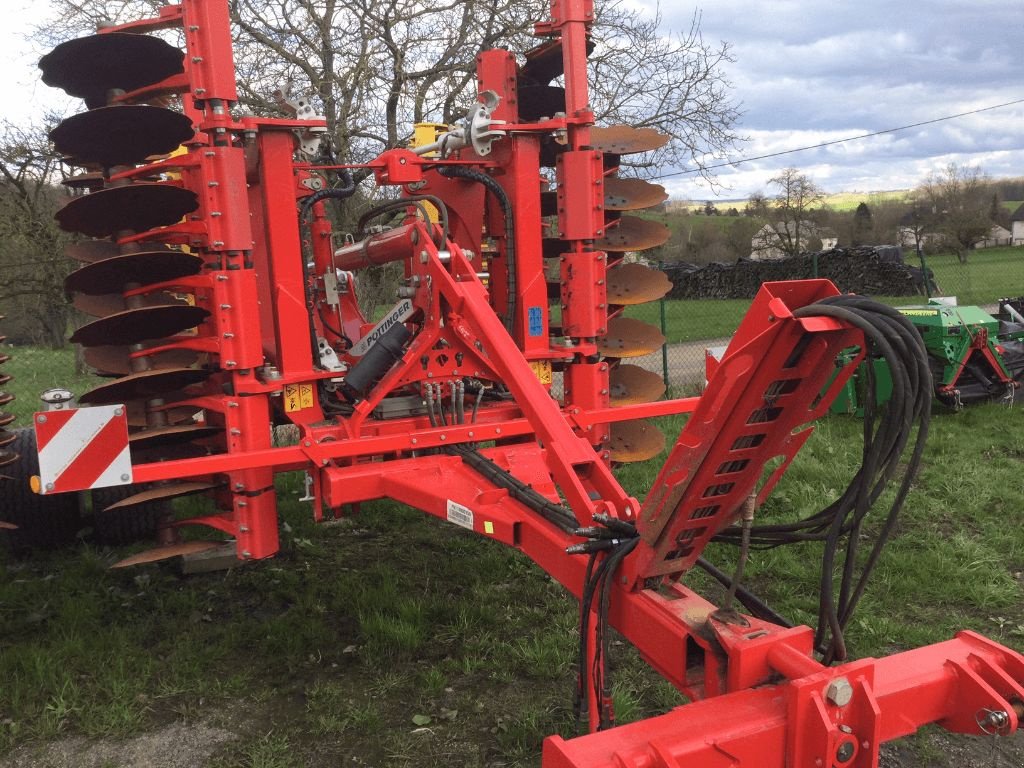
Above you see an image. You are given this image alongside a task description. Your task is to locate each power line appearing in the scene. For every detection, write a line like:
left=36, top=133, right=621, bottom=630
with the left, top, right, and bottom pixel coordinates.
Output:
left=656, top=97, right=1024, bottom=180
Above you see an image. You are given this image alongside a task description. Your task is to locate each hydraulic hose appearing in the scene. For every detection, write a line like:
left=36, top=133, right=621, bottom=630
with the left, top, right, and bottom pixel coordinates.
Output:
left=438, top=166, right=517, bottom=333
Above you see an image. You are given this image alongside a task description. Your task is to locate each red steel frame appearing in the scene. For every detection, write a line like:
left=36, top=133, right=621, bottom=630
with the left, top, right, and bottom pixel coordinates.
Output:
left=47, top=0, right=1024, bottom=764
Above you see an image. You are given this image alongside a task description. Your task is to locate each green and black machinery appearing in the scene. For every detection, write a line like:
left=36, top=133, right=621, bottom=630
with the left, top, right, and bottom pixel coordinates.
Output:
left=831, top=297, right=1024, bottom=413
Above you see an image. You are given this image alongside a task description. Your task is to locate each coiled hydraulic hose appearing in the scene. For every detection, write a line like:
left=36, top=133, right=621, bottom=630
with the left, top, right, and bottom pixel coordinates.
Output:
left=714, top=294, right=932, bottom=663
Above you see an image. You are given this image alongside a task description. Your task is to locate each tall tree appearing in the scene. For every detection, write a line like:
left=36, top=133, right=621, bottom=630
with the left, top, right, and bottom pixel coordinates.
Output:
left=34, top=0, right=742, bottom=180
left=852, top=201, right=872, bottom=246
left=917, top=164, right=991, bottom=264
left=0, top=121, right=76, bottom=348
left=750, top=168, right=825, bottom=258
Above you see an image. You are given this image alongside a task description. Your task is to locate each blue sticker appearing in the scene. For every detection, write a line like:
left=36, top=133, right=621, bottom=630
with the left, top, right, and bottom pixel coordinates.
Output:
left=527, top=306, right=543, bottom=337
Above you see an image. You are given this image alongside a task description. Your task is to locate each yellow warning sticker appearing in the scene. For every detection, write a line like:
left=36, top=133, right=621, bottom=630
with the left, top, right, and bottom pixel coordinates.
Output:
left=284, top=383, right=315, bottom=412
left=484, top=521, right=494, bottom=535
left=899, top=309, right=939, bottom=316
left=529, top=361, right=553, bottom=385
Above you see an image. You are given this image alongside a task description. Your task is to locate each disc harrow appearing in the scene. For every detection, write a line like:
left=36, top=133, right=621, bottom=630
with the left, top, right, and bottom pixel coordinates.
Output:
left=27, top=2, right=1024, bottom=765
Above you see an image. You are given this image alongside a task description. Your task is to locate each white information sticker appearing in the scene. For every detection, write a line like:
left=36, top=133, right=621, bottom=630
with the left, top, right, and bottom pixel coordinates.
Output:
left=446, top=499, right=474, bottom=531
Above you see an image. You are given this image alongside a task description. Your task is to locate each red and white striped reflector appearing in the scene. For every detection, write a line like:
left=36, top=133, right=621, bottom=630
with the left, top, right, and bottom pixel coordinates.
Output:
left=34, top=405, right=132, bottom=494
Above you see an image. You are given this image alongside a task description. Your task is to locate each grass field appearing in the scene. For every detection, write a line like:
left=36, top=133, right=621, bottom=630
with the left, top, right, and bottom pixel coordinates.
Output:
left=0, top=348, right=1022, bottom=766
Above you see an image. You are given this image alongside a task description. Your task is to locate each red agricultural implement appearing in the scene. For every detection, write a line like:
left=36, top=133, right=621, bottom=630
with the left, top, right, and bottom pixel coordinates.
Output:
left=23, top=0, right=1024, bottom=764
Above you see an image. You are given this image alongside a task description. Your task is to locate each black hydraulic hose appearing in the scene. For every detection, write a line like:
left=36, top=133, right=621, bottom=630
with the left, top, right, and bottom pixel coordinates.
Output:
left=695, top=557, right=794, bottom=628
left=712, top=294, right=931, bottom=662
left=438, top=166, right=517, bottom=333
left=298, top=170, right=358, bottom=367
left=356, top=195, right=449, bottom=247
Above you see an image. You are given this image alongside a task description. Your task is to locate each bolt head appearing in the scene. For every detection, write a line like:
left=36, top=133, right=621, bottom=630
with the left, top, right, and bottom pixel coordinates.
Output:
left=835, top=740, right=855, bottom=763
left=825, top=677, right=854, bottom=707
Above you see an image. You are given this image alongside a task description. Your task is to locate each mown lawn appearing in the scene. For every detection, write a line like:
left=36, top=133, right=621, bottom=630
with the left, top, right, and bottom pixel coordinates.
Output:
left=0, top=346, right=1021, bottom=766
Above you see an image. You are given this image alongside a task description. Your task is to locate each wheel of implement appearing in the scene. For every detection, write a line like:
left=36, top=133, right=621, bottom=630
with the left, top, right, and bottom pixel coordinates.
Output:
left=0, top=429, right=83, bottom=551
left=90, top=483, right=169, bottom=547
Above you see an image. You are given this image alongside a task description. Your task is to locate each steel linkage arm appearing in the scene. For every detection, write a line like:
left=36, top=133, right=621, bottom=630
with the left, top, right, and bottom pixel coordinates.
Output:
left=544, top=631, right=1024, bottom=768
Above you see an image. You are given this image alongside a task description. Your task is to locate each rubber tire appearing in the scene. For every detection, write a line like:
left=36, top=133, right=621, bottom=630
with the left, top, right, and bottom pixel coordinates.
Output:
left=0, top=428, right=83, bottom=550
left=90, top=483, right=169, bottom=546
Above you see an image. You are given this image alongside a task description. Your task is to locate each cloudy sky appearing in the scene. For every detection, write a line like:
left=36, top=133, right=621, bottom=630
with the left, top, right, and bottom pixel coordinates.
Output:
left=3, top=1, right=1021, bottom=203
left=647, top=0, right=1024, bottom=201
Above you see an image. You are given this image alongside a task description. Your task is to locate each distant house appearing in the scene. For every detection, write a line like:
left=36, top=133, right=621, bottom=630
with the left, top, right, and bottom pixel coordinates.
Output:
left=750, top=220, right=822, bottom=260
left=975, top=223, right=1011, bottom=249
left=1010, top=203, right=1024, bottom=246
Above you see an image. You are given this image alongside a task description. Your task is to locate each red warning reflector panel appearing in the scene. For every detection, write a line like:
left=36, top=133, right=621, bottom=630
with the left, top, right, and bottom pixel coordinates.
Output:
left=34, top=405, right=132, bottom=494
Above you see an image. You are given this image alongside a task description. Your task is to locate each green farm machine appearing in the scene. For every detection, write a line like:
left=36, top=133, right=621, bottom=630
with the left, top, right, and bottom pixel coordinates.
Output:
left=832, top=297, right=1024, bottom=414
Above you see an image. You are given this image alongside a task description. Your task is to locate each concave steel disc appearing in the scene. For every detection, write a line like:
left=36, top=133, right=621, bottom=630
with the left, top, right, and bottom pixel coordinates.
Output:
left=56, top=184, right=199, bottom=238
left=63, top=171, right=105, bottom=192
left=609, top=364, right=666, bottom=406
left=129, top=424, right=220, bottom=450
left=65, top=250, right=203, bottom=294
left=124, top=399, right=202, bottom=428
left=0, top=374, right=11, bottom=387
left=606, top=263, right=672, bottom=305
left=50, top=106, right=194, bottom=168
left=604, top=178, right=669, bottom=211
left=79, top=367, right=209, bottom=405
left=73, top=291, right=188, bottom=318
left=66, top=240, right=119, bottom=263
left=0, top=412, right=15, bottom=428
left=103, top=481, right=222, bottom=513
left=609, top=419, right=665, bottom=463
left=0, top=430, right=16, bottom=448
left=591, top=125, right=669, bottom=155
left=0, top=392, right=14, bottom=407
left=111, top=540, right=221, bottom=569
left=40, top=33, right=185, bottom=108
left=517, top=84, right=565, bottom=121
left=0, top=521, right=17, bottom=530
left=520, top=36, right=594, bottom=85
left=0, top=353, right=9, bottom=363
left=85, top=345, right=198, bottom=375
left=0, top=449, right=19, bottom=469
left=598, top=317, right=665, bottom=358
left=70, top=304, right=209, bottom=347
left=597, top=215, right=670, bottom=252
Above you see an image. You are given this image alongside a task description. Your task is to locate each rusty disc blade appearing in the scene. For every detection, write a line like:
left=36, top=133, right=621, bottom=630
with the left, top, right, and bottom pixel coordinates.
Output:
left=66, top=240, right=119, bottom=263
left=518, top=84, right=565, bottom=121
left=597, top=216, right=670, bottom=252
left=0, top=353, right=10, bottom=364
left=125, top=400, right=202, bottom=428
left=0, top=520, right=17, bottom=530
left=609, top=364, right=666, bottom=406
left=609, top=419, right=665, bottom=463
left=103, top=481, right=222, bottom=512
left=129, top=424, right=220, bottom=450
left=85, top=345, right=198, bottom=375
left=65, top=250, right=203, bottom=295
left=0, top=430, right=16, bottom=448
left=111, top=540, right=221, bottom=569
left=56, top=184, right=199, bottom=238
left=0, top=373, right=11, bottom=387
left=604, top=177, right=669, bottom=211
left=0, top=412, right=15, bottom=427
left=80, top=368, right=209, bottom=405
left=51, top=106, right=194, bottom=168
left=63, top=171, right=105, bottom=192
left=598, top=317, right=665, bottom=358
left=40, top=33, right=185, bottom=108
left=70, top=305, right=209, bottom=347
left=0, top=449, right=19, bottom=468
left=73, top=291, right=188, bottom=318
left=607, top=263, right=672, bottom=305
left=0, top=392, right=14, bottom=408
left=591, top=126, right=669, bottom=155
